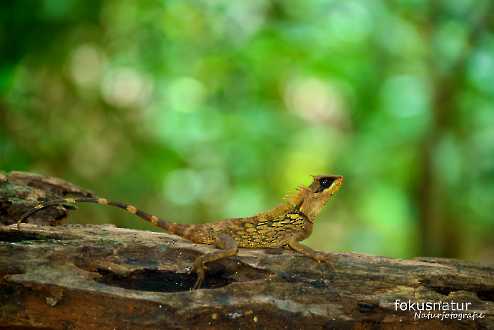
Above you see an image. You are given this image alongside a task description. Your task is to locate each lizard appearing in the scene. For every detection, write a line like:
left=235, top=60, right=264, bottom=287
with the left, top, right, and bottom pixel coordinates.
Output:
left=17, top=174, right=343, bottom=289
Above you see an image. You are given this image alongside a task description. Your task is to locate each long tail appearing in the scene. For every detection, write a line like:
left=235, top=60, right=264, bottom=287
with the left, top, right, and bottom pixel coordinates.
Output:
left=17, top=197, right=190, bottom=236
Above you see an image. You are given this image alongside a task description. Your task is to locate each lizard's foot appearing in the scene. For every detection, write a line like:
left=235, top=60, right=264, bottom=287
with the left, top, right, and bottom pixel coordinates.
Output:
left=287, top=240, right=335, bottom=271
left=190, top=234, right=238, bottom=290
left=311, top=253, right=335, bottom=271
left=193, top=272, right=204, bottom=290
left=191, top=260, right=207, bottom=290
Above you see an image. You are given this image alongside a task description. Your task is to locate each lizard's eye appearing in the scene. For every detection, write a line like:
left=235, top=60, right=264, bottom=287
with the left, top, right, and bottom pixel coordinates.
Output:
left=318, top=177, right=335, bottom=191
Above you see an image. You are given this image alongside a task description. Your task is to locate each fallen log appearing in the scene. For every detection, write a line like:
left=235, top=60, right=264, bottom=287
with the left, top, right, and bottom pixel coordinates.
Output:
left=0, top=171, right=492, bottom=329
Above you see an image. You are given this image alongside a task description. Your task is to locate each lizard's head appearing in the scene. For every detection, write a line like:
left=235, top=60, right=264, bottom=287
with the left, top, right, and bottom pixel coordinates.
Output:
left=298, top=175, right=343, bottom=220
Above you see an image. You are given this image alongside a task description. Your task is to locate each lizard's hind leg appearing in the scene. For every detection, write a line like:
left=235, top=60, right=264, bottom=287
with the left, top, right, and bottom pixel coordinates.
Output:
left=192, top=233, right=238, bottom=290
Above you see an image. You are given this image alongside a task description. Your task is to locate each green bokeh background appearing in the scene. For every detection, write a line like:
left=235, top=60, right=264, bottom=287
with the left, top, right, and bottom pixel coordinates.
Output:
left=1, top=0, right=493, bottom=262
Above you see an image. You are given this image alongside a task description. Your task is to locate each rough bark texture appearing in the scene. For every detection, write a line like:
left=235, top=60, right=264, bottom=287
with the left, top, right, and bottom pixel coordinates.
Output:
left=0, top=171, right=94, bottom=227
left=0, top=171, right=493, bottom=329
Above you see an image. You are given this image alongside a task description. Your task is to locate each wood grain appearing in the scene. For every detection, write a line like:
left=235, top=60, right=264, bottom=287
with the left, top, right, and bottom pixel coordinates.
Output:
left=0, top=171, right=493, bottom=329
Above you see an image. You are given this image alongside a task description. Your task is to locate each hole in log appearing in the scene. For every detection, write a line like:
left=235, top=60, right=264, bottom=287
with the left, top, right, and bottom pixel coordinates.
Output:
left=477, top=290, right=494, bottom=302
left=419, top=279, right=464, bottom=296
left=428, top=286, right=456, bottom=295
left=424, top=282, right=494, bottom=302
left=358, top=302, right=378, bottom=313
left=0, top=231, right=66, bottom=242
left=96, top=268, right=234, bottom=292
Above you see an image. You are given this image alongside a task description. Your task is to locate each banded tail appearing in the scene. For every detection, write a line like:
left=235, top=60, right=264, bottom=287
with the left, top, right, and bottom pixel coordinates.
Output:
left=17, top=197, right=190, bottom=236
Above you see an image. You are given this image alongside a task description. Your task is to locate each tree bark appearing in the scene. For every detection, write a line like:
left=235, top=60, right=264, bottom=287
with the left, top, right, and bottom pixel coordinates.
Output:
left=0, top=171, right=493, bottom=329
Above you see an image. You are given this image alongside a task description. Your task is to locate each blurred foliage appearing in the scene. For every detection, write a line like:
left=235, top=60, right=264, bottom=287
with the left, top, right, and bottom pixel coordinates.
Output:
left=1, top=0, right=493, bottom=262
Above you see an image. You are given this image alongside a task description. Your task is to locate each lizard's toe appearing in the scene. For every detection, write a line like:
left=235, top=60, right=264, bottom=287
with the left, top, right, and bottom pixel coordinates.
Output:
left=314, top=254, right=335, bottom=270
left=192, top=269, right=205, bottom=289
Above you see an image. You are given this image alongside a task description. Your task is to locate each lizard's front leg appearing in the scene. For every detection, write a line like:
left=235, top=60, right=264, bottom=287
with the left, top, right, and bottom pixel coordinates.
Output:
left=192, top=233, right=238, bottom=289
left=287, top=240, right=334, bottom=270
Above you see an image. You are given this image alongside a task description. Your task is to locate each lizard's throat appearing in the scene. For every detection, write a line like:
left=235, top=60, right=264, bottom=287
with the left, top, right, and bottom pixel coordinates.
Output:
left=286, top=186, right=334, bottom=222
left=297, top=195, right=331, bottom=221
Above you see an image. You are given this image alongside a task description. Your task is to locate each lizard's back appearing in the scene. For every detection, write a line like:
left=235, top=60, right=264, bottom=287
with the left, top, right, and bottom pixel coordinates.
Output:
left=186, top=212, right=311, bottom=248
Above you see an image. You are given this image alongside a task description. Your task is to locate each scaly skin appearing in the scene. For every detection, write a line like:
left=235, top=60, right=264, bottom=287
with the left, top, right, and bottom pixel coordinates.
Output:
left=17, top=174, right=343, bottom=289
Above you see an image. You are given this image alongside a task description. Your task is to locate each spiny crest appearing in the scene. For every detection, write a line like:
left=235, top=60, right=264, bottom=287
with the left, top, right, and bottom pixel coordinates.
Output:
left=283, top=185, right=312, bottom=207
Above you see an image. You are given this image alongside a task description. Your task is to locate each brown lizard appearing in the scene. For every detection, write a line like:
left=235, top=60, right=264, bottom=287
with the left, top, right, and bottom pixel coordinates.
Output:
left=17, top=174, right=343, bottom=289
